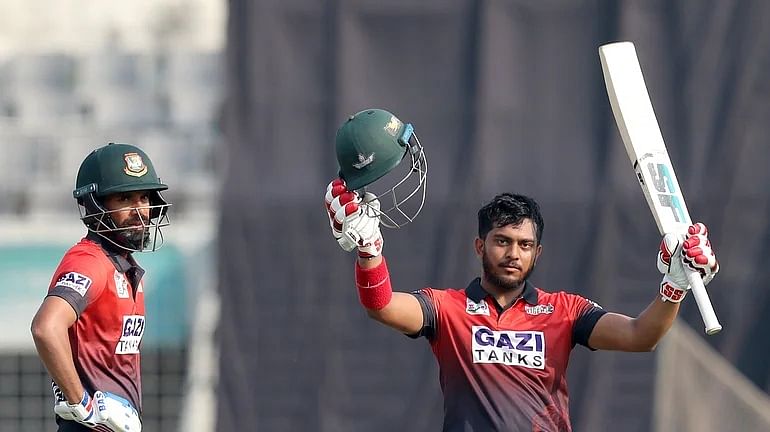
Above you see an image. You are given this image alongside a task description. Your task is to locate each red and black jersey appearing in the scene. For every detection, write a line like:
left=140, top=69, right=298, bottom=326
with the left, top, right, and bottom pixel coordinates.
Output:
left=47, top=233, right=146, bottom=414
left=411, top=278, right=606, bottom=432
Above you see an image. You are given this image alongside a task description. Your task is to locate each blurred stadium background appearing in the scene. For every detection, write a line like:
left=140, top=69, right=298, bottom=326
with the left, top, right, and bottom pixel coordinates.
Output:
left=1, top=1, right=770, bottom=432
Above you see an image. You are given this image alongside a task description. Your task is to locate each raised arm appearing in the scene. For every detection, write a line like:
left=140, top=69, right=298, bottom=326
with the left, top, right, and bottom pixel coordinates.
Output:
left=356, top=255, right=424, bottom=334
left=588, top=301, right=678, bottom=352
left=325, top=179, right=425, bottom=334
left=589, top=223, right=719, bottom=351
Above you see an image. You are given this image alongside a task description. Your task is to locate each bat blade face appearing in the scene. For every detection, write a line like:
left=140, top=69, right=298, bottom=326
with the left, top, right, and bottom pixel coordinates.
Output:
left=599, top=42, right=691, bottom=235
left=599, top=41, right=722, bottom=335
left=599, top=43, right=667, bottom=154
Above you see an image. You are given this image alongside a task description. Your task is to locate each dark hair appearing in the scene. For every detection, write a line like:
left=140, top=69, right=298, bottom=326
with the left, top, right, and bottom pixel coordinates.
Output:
left=478, top=193, right=544, bottom=243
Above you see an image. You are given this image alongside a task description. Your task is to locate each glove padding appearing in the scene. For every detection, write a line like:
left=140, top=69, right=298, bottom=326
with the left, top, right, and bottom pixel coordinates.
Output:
left=325, top=178, right=384, bottom=257
left=94, top=391, right=142, bottom=432
left=53, top=387, right=98, bottom=428
left=53, top=383, right=142, bottom=431
left=657, top=222, right=719, bottom=303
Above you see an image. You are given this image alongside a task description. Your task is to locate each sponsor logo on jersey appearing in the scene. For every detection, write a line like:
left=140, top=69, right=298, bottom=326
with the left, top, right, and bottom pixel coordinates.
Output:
left=471, top=326, right=545, bottom=369
left=56, top=272, right=92, bottom=297
left=115, top=315, right=145, bottom=355
left=525, top=303, right=554, bottom=316
left=114, top=271, right=129, bottom=298
left=466, top=298, right=490, bottom=316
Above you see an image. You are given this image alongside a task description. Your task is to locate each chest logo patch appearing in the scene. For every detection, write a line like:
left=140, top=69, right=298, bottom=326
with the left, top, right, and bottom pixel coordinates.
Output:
left=525, top=303, right=554, bottom=315
left=56, top=272, right=92, bottom=297
left=114, top=271, right=130, bottom=299
left=116, top=315, right=145, bottom=355
left=471, top=326, right=545, bottom=369
left=466, top=298, right=490, bottom=316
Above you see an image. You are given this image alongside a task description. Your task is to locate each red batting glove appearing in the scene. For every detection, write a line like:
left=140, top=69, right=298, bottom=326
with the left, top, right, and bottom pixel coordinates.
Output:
left=325, top=178, right=360, bottom=252
left=681, top=222, right=719, bottom=285
left=324, top=179, right=384, bottom=257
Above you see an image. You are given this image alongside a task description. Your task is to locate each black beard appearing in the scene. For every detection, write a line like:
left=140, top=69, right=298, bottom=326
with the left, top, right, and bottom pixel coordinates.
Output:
left=111, top=228, right=150, bottom=250
left=481, top=249, right=532, bottom=292
left=111, top=216, right=151, bottom=251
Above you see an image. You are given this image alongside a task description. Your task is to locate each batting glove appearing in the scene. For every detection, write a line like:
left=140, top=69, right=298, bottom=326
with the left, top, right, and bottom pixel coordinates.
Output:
left=657, top=222, right=719, bottom=303
left=94, top=391, right=143, bottom=432
left=681, top=222, right=719, bottom=284
left=324, top=178, right=384, bottom=257
left=53, top=383, right=142, bottom=432
left=53, top=387, right=98, bottom=428
left=325, top=178, right=358, bottom=252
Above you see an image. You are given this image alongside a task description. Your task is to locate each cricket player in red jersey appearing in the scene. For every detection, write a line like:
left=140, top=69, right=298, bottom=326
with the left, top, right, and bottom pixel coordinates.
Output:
left=324, top=109, right=720, bottom=431
left=31, top=143, right=171, bottom=432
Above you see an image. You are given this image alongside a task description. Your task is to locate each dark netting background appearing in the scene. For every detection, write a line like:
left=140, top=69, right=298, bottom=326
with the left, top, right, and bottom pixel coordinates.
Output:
left=217, top=1, right=770, bottom=431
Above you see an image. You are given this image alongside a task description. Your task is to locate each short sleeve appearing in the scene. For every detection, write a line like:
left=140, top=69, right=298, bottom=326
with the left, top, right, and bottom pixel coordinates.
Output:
left=47, top=251, right=108, bottom=317
left=407, top=288, right=443, bottom=341
left=566, top=294, right=607, bottom=349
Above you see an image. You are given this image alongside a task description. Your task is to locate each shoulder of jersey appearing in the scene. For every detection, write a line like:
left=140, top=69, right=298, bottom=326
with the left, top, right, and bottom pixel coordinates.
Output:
left=428, top=287, right=469, bottom=300
left=534, top=288, right=577, bottom=303
left=64, top=238, right=109, bottom=261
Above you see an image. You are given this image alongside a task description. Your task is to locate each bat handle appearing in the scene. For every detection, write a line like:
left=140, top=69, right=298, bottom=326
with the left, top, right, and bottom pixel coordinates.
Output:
left=687, top=270, right=722, bottom=335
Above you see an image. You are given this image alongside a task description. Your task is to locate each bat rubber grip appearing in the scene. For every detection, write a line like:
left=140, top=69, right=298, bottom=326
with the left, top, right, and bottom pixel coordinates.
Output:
left=687, top=270, right=722, bottom=335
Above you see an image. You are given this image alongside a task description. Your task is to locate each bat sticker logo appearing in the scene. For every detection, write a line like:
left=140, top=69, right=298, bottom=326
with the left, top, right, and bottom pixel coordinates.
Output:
left=647, top=162, right=687, bottom=223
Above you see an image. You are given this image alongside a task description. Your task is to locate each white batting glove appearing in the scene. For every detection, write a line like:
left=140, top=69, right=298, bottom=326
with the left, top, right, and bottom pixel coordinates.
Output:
left=657, top=222, right=719, bottom=303
left=342, top=191, right=384, bottom=258
left=324, top=179, right=384, bottom=257
left=52, top=383, right=142, bottom=432
left=325, top=178, right=358, bottom=252
left=94, top=391, right=142, bottom=432
left=53, top=387, right=98, bottom=428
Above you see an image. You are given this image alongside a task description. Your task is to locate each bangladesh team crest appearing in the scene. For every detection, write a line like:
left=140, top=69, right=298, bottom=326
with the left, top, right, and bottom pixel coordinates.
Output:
left=123, top=152, right=148, bottom=177
left=383, top=115, right=402, bottom=136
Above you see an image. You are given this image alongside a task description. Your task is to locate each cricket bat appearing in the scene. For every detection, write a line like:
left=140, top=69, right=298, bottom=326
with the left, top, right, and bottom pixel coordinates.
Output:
left=599, top=41, right=722, bottom=335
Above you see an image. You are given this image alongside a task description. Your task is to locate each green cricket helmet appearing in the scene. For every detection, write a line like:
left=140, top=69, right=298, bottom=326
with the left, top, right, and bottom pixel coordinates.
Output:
left=73, top=143, right=171, bottom=252
left=335, top=108, right=427, bottom=228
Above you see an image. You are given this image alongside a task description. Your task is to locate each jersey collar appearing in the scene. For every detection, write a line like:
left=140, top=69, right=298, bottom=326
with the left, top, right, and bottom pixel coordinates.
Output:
left=465, top=277, right=539, bottom=306
left=86, top=232, right=144, bottom=275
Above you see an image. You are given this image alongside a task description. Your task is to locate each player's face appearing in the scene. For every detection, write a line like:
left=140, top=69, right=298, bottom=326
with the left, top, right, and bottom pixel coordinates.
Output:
left=103, top=191, right=152, bottom=246
left=475, top=219, right=542, bottom=292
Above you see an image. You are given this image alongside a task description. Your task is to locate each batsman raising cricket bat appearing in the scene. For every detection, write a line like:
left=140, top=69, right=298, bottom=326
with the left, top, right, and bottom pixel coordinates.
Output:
left=599, top=41, right=722, bottom=335
left=322, top=106, right=719, bottom=430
